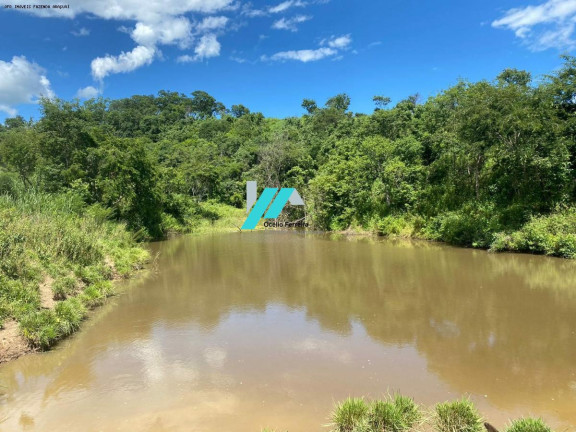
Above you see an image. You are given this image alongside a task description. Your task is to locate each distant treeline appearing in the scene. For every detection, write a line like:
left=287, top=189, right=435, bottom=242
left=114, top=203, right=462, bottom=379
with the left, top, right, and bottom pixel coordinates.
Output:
left=2, top=56, right=576, bottom=256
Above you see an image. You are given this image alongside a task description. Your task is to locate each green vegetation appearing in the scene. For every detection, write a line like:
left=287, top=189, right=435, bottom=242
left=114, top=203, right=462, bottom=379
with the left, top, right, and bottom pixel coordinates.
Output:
left=0, top=188, right=148, bottom=350
left=491, top=208, right=576, bottom=258
left=434, top=399, right=483, bottom=432
left=367, top=395, right=421, bottom=432
left=4, top=58, right=576, bottom=256
left=331, top=398, right=370, bottom=432
left=330, top=395, right=421, bottom=432
left=263, top=396, right=555, bottom=432
left=506, top=418, right=552, bottom=432
left=3, top=56, right=576, bottom=357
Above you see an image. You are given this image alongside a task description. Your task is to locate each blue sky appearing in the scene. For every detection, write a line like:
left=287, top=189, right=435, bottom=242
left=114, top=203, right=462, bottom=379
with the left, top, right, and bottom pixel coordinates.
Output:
left=0, top=0, right=574, bottom=122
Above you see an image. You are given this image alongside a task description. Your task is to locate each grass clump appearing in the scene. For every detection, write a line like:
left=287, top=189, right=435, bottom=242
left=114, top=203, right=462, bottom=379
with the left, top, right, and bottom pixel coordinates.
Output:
left=52, top=275, right=77, bottom=300
left=80, top=282, right=114, bottom=308
left=392, top=395, right=421, bottom=429
left=434, top=398, right=483, bottom=432
left=367, top=400, right=404, bottom=432
left=366, top=395, right=421, bottom=432
left=331, top=398, right=370, bottom=432
left=331, top=395, right=421, bottom=432
left=505, top=418, right=552, bottom=432
left=19, top=297, right=87, bottom=349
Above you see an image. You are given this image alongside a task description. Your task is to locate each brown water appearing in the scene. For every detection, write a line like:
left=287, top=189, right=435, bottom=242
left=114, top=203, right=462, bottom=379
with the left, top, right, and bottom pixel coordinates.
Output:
left=1, top=231, right=576, bottom=432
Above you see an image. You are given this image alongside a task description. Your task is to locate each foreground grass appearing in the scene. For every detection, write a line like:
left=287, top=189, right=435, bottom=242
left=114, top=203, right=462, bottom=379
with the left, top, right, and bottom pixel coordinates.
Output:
left=262, top=395, right=555, bottom=432
left=434, top=399, right=483, bottom=432
left=0, top=190, right=149, bottom=353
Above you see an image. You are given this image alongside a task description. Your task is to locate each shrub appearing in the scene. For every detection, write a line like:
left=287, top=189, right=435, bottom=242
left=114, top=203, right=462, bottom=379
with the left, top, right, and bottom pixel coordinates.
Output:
left=434, top=398, right=483, bottom=432
left=374, top=215, right=412, bottom=236
left=426, top=203, right=500, bottom=248
left=491, top=207, right=576, bottom=258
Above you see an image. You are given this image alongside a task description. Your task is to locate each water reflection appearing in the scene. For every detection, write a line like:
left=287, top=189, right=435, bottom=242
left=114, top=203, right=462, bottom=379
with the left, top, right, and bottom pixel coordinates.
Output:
left=1, top=232, right=576, bottom=431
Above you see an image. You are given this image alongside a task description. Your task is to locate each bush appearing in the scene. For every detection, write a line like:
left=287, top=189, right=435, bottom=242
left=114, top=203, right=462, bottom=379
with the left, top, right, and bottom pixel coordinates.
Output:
left=373, top=215, right=416, bottom=237
left=0, top=171, right=18, bottom=195
left=426, top=204, right=500, bottom=248
left=491, top=207, right=576, bottom=258
left=434, top=398, right=483, bottom=432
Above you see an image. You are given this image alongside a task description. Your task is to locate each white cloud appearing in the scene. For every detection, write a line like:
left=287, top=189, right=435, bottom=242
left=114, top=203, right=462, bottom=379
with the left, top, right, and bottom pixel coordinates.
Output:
left=272, top=15, right=311, bottom=31
left=243, top=0, right=310, bottom=17
left=76, top=85, right=100, bottom=99
left=19, top=0, right=234, bottom=19
left=176, top=54, right=195, bottom=63
left=492, top=0, right=576, bottom=50
left=269, top=0, right=307, bottom=13
left=197, top=16, right=229, bottom=32
left=17, top=0, right=234, bottom=79
left=230, top=56, right=247, bottom=63
left=325, top=34, right=352, bottom=49
left=265, top=47, right=337, bottom=62
left=265, top=33, right=351, bottom=63
left=131, top=17, right=193, bottom=48
left=0, top=56, right=54, bottom=116
left=91, top=45, right=156, bottom=80
left=242, top=5, right=267, bottom=17
left=71, top=27, right=90, bottom=37
left=194, top=34, right=221, bottom=60
left=177, top=34, right=221, bottom=63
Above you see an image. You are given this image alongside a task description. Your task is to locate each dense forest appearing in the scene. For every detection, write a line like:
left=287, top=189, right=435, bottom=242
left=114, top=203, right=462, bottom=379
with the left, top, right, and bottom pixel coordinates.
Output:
left=2, top=56, right=576, bottom=257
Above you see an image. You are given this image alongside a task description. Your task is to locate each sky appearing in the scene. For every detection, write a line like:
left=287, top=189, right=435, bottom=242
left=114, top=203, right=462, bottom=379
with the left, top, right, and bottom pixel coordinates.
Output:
left=0, top=0, right=575, bottom=122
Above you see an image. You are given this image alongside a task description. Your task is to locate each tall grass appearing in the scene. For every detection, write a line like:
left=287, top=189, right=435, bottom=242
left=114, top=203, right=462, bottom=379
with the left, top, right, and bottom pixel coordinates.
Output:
left=331, top=398, right=370, bottom=432
left=434, top=399, right=483, bottom=432
left=506, top=418, right=552, bottom=432
left=0, top=189, right=148, bottom=349
left=331, top=395, right=421, bottom=432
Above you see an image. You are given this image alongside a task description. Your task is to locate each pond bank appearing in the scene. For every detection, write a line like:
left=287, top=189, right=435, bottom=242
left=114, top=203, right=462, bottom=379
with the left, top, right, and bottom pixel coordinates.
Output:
left=0, top=192, right=149, bottom=364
